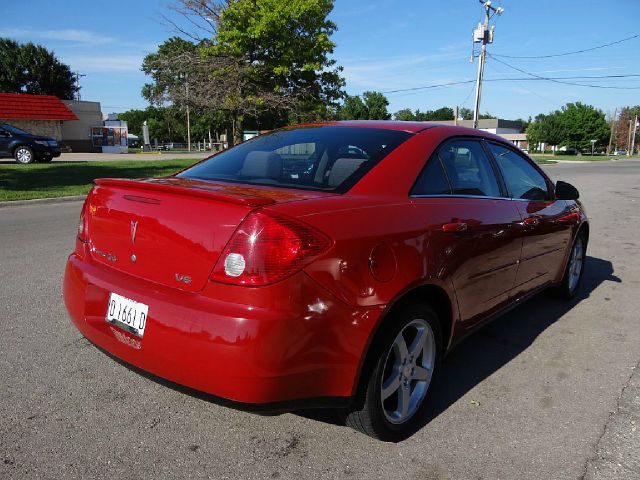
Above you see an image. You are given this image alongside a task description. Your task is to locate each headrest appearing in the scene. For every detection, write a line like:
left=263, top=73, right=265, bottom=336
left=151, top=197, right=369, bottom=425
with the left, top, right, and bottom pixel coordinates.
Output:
left=239, top=151, right=282, bottom=179
left=327, top=157, right=367, bottom=187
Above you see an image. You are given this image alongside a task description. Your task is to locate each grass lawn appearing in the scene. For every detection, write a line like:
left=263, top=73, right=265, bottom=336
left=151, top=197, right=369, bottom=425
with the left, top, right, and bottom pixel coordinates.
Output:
left=529, top=154, right=615, bottom=162
left=532, top=158, right=557, bottom=165
left=0, top=159, right=196, bottom=202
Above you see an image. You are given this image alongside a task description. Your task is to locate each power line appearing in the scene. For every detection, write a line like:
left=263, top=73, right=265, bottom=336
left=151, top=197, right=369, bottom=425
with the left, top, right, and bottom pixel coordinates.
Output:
left=380, top=80, right=476, bottom=95
left=486, top=54, right=640, bottom=90
left=485, top=63, right=558, bottom=107
left=373, top=73, right=640, bottom=96
left=492, top=32, right=640, bottom=59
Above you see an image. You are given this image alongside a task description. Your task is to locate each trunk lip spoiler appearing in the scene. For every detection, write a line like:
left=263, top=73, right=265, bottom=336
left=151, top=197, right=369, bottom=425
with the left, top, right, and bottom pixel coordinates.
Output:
left=94, top=177, right=276, bottom=207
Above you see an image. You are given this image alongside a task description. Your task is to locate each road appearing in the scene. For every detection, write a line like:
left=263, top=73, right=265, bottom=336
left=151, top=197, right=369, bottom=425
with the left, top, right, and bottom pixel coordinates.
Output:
left=1, top=160, right=638, bottom=479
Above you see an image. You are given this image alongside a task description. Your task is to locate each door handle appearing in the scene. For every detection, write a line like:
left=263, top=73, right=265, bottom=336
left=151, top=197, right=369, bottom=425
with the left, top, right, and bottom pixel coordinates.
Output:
left=442, top=222, right=468, bottom=233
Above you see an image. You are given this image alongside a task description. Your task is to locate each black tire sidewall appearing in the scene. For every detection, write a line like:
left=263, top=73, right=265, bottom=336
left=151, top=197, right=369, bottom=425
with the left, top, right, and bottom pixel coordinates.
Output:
left=364, top=304, right=443, bottom=440
left=560, top=232, right=587, bottom=298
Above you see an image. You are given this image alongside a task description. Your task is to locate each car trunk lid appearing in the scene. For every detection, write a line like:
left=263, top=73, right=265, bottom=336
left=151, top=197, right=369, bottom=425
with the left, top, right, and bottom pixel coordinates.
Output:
left=85, top=177, right=331, bottom=292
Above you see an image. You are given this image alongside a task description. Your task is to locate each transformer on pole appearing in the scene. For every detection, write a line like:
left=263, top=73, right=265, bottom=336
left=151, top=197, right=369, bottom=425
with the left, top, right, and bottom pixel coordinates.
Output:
left=471, top=1, right=504, bottom=129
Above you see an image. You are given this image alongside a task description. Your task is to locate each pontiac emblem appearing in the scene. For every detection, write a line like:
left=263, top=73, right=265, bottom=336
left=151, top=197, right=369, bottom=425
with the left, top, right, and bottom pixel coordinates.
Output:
left=131, top=220, right=138, bottom=245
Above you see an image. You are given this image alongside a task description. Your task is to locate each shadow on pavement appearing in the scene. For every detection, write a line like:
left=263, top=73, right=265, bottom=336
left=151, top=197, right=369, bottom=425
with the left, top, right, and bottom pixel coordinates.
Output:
left=296, top=256, right=620, bottom=435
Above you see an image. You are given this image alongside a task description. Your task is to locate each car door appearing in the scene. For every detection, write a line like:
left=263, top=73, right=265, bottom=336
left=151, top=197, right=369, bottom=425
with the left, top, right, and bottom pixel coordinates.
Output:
left=411, top=138, right=523, bottom=328
left=485, top=142, right=574, bottom=296
left=0, top=127, right=10, bottom=156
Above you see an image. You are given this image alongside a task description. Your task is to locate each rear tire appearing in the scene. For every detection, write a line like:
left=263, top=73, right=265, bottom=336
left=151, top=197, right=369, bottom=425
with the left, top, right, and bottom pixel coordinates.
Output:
left=14, top=146, right=35, bottom=164
left=557, top=231, right=587, bottom=299
left=343, top=303, right=442, bottom=441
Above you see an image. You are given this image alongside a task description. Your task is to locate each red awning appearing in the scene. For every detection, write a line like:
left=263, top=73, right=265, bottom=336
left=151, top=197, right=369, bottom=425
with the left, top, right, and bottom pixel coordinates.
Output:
left=0, top=93, right=78, bottom=121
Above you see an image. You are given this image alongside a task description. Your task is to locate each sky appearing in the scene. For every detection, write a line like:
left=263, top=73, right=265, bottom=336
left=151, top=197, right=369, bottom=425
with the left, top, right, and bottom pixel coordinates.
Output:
left=1, top=0, right=639, bottom=120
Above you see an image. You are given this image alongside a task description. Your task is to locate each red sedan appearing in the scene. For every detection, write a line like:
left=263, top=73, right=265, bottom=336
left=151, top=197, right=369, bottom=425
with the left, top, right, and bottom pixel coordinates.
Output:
left=64, top=121, right=588, bottom=440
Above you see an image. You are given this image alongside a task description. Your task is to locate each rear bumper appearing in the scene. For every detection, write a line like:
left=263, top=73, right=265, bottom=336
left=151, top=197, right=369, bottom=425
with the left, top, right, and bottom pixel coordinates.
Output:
left=63, top=248, right=382, bottom=407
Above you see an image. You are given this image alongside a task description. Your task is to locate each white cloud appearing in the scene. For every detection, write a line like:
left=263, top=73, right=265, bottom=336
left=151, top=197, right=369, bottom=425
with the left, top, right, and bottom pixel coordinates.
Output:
left=341, top=53, right=466, bottom=91
left=0, top=28, right=116, bottom=45
left=61, top=54, right=144, bottom=74
left=533, top=66, right=626, bottom=74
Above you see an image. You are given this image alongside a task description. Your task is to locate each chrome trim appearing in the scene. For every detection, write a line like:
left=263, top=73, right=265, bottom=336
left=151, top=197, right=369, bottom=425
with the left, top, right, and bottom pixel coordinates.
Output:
left=91, top=247, right=117, bottom=262
left=410, top=194, right=555, bottom=203
left=411, top=194, right=511, bottom=201
left=130, top=220, right=138, bottom=245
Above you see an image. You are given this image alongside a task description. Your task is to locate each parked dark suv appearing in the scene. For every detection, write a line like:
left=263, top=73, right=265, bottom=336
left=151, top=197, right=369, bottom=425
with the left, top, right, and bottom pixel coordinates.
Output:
left=0, top=124, right=61, bottom=164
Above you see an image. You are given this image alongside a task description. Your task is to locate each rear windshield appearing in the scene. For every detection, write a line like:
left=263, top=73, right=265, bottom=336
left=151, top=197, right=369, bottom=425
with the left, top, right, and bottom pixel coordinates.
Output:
left=177, top=126, right=413, bottom=193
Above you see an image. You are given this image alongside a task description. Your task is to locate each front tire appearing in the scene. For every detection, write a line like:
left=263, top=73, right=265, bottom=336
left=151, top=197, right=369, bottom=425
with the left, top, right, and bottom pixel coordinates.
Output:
left=14, top=146, right=35, bottom=164
left=344, top=304, right=442, bottom=441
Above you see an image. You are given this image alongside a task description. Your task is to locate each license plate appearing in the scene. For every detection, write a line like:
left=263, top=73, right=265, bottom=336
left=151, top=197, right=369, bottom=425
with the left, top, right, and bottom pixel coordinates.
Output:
left=106, top=292, right=149, bottom=337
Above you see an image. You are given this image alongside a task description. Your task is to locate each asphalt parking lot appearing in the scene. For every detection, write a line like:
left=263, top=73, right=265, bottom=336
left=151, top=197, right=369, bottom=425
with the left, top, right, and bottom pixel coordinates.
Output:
left=1, top=160, right=639, bottom=479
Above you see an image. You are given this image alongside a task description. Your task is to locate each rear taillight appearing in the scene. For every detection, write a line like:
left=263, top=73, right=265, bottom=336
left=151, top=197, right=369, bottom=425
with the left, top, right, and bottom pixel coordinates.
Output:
left=77, top=195, right=91, bottom=242
left=210, top=211, right=332, bottom=286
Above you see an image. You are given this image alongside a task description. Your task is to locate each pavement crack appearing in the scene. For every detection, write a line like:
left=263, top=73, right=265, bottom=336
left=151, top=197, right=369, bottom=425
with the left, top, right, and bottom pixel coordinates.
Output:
left=580, top=358, right=640, bottom=480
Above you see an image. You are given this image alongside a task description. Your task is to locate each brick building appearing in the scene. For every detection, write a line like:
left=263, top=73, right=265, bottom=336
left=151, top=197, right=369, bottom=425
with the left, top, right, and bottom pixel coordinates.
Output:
left=0, top=93, right=78, bottom=140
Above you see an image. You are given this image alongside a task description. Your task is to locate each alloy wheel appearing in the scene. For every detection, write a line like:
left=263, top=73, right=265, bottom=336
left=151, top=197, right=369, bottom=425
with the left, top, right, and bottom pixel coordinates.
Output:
left=381, top=318, right=436, bottom=424
left=16, top=147, right=33, bottom=164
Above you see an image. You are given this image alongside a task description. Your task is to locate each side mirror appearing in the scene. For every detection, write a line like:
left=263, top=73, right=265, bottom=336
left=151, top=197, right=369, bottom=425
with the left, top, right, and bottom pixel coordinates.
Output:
left=555, top=180, right=579, bottom=200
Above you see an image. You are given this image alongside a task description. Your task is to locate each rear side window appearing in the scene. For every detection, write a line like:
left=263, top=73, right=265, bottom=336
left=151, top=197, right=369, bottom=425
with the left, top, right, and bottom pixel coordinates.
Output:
left=178, top=126, right=412, bottom=193
left=487, top=143, right=550, bottom=200
left=411, top=157, right=451, bottom=195
left=437, top=139, right=501, bottom=197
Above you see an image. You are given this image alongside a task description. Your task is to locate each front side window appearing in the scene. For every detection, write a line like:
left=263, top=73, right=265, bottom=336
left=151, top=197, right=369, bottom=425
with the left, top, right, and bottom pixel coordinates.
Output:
left=437, top=139, right=501, bottom=197
left=487, top=143, right=550, bottom=200
left=178, top=126, right=412, bottom=193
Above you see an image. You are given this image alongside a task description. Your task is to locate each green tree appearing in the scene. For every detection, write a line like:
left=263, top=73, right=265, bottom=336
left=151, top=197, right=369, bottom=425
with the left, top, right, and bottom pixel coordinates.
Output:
left=361, top=91, right=390, bottom=120
left=0, top=38, right=77, bottom=99
left=562, top=102, right=609, bottom=150
left=459, top=107, right=474, bottom=120
left=142, top=37, right=199, bottom=105
left=394, top=108, right=415, bottom=121
left=338, top=91, right=390, bottom=120
left=146, top=0, right=345, bottom=144
left=614, top=105, right=640, bottom=151
left=338, top=94, right=367, bottom=120
left=119, top=105, right=231, bottom=144
left=425, top=107, right=453, bottom=121
left=526, top=103, right=609, bottom=151
left=393, top=106, right=454, bottom=121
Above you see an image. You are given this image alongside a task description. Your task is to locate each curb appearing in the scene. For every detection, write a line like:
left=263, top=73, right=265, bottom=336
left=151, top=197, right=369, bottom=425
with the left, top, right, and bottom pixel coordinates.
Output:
left=0, top=195, right=86, bottom=208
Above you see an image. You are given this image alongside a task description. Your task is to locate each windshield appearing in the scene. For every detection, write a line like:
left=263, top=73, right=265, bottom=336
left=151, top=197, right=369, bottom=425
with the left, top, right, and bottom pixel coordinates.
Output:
left=1, top=124, right=29, bottom=135
left=177, top=126, right=413, bottom=193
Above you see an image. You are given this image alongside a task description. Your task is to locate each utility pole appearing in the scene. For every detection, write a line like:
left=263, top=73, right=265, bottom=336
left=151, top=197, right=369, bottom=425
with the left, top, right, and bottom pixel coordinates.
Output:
left=74, top=72, right=86, bottom=101
left=630, top=115, right=638, bottom=156
left=471, top=1, right=504, bottom=129
left=627, top=119, right=633, bottom=156
left=607, top=108, right=617, bottom=155
left=185, top=75, right=191, bottom=152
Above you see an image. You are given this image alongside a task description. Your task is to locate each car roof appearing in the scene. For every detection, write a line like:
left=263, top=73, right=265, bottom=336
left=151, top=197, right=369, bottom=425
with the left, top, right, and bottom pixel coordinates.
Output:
left=287, top=121, right=517, bottom=144
left=289, top=120, right=443, bottom=133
